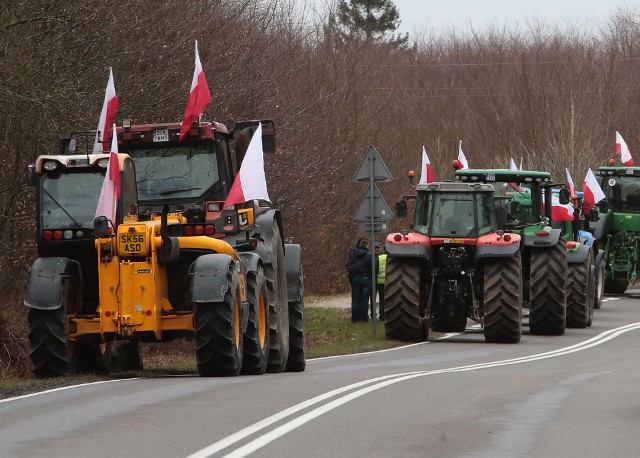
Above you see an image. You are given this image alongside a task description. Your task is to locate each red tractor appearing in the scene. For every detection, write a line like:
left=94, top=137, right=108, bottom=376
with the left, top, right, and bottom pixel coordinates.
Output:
left=385, top=182, right=523, bottom=343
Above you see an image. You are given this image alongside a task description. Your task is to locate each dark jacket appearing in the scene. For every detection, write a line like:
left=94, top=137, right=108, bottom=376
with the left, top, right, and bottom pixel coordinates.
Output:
left=348, top=246, right=373, bottom=279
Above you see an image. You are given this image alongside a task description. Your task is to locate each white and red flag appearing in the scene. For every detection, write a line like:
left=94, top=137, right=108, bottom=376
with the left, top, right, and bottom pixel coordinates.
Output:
left=223, top=123, right=270, bottom=209
left=565, top=168, right=576, bottom=197
left=419, top=146, right=434, bottom=184
left=509, top=158, right=518, bottom=171
left=180, top=40, right=212, bottom=141
left=93, top=68, right=118, bottom=153
left=95, top=124, right=120, bottom=223
left=542, top=194, right=574, bottom=222
left=615, top=131, right=634, bottom=166
left=582, top=168, right=606, bottom=211
left=457, top=140, right=469, bottom=170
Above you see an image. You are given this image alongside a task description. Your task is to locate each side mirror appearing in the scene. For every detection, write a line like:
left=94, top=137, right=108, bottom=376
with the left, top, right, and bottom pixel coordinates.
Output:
left=59, top=137, right=77, bottom=155
left=94, top=216, right=111, bottom=238
left=261, top=124, right=276, bottom=154
left=26, top=164, right=36, bottom=187
left=558, top=188, right=570, bottom=205
left=395, top=199, right=408, bottom=218
left=597, top=200, right=608, bottom=213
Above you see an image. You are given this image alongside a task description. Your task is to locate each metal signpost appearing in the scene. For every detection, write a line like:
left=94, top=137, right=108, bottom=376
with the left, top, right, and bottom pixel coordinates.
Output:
left=352, top=146, right=393, bottom=336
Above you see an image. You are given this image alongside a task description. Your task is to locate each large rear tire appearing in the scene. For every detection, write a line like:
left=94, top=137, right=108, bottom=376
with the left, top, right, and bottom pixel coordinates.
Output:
left=529, top=241, right=567, bottom=335
left=566, top=251, right=592, bottom=329
left=194, top=263, right=243, bottom=376
left=266, top=221, right=290, bottom=373
left=241, top=266, right=269, bottom=375
left=285, top=299, right=306, bottom=372
left=384, top=257, right=427, bottom=342
left=483, top=252, right=522, bottom=343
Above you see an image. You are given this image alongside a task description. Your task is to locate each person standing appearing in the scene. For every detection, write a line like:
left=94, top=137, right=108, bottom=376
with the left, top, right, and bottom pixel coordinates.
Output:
left=374, top=242, right=387, bottom=320
left=346, top=238, right=373, bottom=323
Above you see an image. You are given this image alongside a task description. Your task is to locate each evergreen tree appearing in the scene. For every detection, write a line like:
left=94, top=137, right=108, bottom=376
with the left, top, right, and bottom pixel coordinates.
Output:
left=335, top=0, right=408, bottom=45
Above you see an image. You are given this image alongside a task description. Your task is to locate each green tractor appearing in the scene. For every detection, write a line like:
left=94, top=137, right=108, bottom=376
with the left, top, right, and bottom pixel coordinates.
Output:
left=455, top=169, right=570, bottom=335
left=590, top=166, right=640, bottom=294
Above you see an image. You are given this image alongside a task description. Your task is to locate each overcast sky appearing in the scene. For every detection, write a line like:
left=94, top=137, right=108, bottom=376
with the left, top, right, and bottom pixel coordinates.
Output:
left=391, top=0, right=634, bottom=35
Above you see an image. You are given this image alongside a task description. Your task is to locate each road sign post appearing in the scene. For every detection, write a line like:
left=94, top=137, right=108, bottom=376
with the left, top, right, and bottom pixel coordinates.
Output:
left=352, top=146, right=393, bottom=336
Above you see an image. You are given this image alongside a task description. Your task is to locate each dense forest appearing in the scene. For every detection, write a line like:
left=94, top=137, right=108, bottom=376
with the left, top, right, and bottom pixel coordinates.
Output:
left=1, top=0, right=639, bottom=377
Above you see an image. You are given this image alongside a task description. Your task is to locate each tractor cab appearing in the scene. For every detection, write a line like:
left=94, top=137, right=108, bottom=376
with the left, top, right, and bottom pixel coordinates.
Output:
left=114, top=119, right=275, bottom=224
left=413, top=182, right=497, bottom=237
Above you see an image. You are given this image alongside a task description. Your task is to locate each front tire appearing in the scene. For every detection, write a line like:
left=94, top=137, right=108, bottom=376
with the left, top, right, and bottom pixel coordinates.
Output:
left=483, top=253, right=522, bottom=343
left=384, top=257, right=427, bottom=342
left=194, top=263, right=243, bottom=376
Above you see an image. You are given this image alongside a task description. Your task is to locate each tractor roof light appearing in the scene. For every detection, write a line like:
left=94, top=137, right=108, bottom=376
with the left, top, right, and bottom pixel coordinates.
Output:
left=97, top=158, right=109, bottom=168
left=566, top=241, right=577, bottom=249
left=43, top=160, right=59, bottom=171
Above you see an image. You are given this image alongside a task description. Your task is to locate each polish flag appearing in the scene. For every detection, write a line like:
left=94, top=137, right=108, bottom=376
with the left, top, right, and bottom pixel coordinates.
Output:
left=93, top=68, right=119, bottom=153
left=615, top=131, right=634, bottom=166
left=509, top=158, right=518, bottom=171
left=582, top=168, right=606, bottom=212
left=565, top=168, right=576, bottom=197
left=223, top=123, right=270, bottom=209
left=95, top=124, right=120, bottom=223
left=542, top=194, right=574, bottom=222
left=419, top=146, right=434, bottom=184
left=179, top=41, right=212, bottom=141
left=457, top=140, right=469, bottom=170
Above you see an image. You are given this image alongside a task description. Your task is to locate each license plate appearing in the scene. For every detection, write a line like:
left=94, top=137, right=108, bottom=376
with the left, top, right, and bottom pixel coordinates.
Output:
left=118, top=232, right=147, bottom=256
left=153, top=129, right=169, bottom=142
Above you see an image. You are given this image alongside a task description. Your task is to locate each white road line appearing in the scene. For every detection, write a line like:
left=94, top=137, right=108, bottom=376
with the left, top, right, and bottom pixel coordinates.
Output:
left=186, top=322, right=640, bottom=458
left=0, top=378, right=140, bottom=404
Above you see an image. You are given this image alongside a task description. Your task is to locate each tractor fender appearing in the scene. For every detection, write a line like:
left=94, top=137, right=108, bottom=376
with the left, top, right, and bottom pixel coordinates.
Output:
left=385, top=232, right=431, bottom=261
left=238, top=252, right=262, bottom=277
left=475, top=233, right=521, bottom=259
left=24, top=257, right=81, bottom=310
left=523, top=227, right=561, bottom=247
left=189, top=254, right=237, bottom=303
left=253, top=208, right=283, bottom=265
left=567, top=242, right=590, bottom=264
left=284, top=243, right=303, bottom=302
left=590, top=212, right=610, bottom=241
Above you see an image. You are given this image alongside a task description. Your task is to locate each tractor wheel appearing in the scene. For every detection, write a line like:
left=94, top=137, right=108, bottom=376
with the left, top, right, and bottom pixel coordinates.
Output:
left=113, top=341, right=143, bottom=371
left=483, top=252, right=522, bottom=343
left=566, top=251, right=592, bottom=329
left=285, top=299, right=306, bottom=372
left=529, top=241, right=567, bottom=335
left=266, top=221, right=290, bottom=373
left=76, top=341, right=114, bottom=375
left=28, top=307, right=75, bottom=377
left=384, top=257, right=427, bottom=342
left=593, top=257, right=605, bottom=309
left=586, top=266, right=596, bottom=327
left=28, top=277, right=79, bottom=377
left=604, top=279, right=628, bottom=295
left=194, top=264, right=243, bottom=376
left=241, top=266, right=269, bottom=375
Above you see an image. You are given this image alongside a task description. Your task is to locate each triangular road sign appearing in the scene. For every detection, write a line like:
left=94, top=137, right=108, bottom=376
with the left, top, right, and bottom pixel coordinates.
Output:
left=353, top=184, right=394, bottom=221
left=352, top=146, right=393, bottom=183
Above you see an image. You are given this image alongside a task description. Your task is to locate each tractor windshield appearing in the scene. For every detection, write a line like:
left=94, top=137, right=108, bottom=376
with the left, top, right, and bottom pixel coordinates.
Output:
left=414, top=192, right=496, bottom=237
left=601, top=175, right=640, bottom=212
left=127, top=144, right=220, bottom=203
left=40, top=171, right=104, bottom=229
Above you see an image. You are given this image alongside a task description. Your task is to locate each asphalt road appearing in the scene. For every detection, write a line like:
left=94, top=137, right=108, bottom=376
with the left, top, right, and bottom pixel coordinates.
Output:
left=2, top=294, right=639, bottom=458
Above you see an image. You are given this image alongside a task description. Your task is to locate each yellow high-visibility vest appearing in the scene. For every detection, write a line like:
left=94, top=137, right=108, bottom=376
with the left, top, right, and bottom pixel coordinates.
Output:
left=377, top=254, right=387, bottom=284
